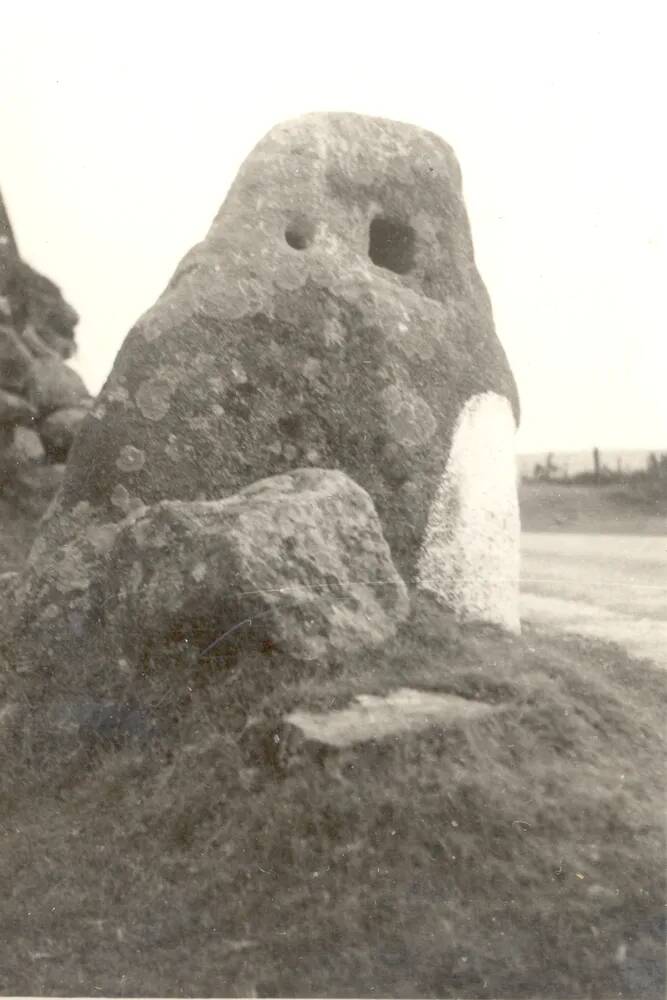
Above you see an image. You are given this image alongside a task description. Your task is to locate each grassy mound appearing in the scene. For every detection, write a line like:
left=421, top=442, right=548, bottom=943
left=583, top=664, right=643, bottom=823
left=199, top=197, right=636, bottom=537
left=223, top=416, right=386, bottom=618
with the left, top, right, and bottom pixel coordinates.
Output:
left=1, top=595, right=665, bottom=997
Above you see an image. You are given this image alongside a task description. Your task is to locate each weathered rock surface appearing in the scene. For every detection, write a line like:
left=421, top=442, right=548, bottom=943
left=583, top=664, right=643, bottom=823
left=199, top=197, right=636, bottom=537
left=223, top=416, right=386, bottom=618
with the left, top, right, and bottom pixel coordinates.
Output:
left=0, top=323, right=33, bottom=392
left=105, top=468, right=409, bottom=664
left=0, top=571, right=19, bottom=643
left=11, top=463, right=65, bottom=509
left=26, top=358, right=90, bottom=416
left=14, top=113, right=520, bottom=667
left=40, top=406, right=89, bottom=462
left=0, top=571, right=18, bottom=607
left=0, top=388, right=36, bottom=426
left=10, top=469, right=407, bottom=686
left=8, top=426, right=45, bottom=466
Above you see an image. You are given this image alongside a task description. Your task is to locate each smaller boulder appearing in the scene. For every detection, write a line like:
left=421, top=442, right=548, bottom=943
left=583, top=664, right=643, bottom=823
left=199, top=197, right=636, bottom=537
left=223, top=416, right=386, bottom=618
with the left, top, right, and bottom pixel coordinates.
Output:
left=14, top=260, right=79, bottom=355
left=9, top=426, right=45, bottom=465
left=285, top=688, right=499, bottom=749
left=26, top=358, right=90, bottom=416
left=0, top=388, right=37, bottom=426
left=242, top=688, right=501, bottom=772
left=40, top=406, right=89, bottom=462
left=22, top=324, right=63, bottom=359
left=0, top=323, right=32, bottom=392
left=105, top=468, right=409, bottom=664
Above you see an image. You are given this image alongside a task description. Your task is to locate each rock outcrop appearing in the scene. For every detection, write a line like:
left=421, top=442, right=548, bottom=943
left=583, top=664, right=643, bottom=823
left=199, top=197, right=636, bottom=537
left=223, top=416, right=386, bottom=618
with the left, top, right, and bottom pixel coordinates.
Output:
left=54, top=116, right=518, bottom=574
left=10, top=113, right=521, bottom=689
left=0, top=190, right=91, bottom=511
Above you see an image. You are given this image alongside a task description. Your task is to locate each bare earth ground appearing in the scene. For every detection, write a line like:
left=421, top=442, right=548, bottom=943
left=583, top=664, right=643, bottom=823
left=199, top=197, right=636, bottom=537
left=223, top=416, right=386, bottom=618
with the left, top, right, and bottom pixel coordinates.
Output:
left=521, top=532, right=667, bottom=668
left=519, top=479, right=667, bottom=535
left=520, top=478, right=667, bottom=663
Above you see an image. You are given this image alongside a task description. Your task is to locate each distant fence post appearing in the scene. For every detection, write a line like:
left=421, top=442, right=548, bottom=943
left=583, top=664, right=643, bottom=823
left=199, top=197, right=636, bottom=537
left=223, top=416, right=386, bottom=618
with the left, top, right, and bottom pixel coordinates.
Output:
left=593, top=447, right=600, bottom=483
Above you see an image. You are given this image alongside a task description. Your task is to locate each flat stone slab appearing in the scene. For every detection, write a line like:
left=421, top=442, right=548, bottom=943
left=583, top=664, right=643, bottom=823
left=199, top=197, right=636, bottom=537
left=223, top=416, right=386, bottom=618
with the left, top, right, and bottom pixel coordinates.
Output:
left=285, top=687, right=499, bottom=748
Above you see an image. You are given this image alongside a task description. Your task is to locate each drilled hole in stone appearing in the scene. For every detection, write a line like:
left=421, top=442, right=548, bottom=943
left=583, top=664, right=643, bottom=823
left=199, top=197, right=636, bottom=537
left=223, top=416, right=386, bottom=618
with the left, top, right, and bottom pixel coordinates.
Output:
left=369, top=216, right=416, bottom=274
left=285, top=218, right=315, bottom=250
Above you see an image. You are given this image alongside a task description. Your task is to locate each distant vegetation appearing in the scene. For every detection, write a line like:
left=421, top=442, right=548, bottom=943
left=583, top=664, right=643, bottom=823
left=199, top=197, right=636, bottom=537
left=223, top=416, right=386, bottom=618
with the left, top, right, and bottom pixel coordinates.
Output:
left=519, top=449, right=667, bottom=534
left=523, top=448, right=667, bottom=494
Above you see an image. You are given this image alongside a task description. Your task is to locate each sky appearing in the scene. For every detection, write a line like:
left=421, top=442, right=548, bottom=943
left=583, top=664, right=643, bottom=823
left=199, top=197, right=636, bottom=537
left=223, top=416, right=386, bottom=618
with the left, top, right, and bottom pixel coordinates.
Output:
left=1, top=0, right=665, bottom=453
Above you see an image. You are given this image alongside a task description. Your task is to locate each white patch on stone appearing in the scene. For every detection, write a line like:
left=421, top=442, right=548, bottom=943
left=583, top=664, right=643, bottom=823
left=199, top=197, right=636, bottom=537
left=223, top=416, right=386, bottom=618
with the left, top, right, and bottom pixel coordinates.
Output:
left=110, top=483, right=135, bottom=514
left=86, top=523, right=119, bottom=554
left=417, top=391, right=520, bottom=633
left=107, top=384, right=130, bottom=405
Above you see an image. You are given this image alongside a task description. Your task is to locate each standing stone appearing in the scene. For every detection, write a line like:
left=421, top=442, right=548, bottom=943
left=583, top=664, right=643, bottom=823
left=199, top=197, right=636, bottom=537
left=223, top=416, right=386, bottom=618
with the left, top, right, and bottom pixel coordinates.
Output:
left=14, top=113, right=521, bottom=680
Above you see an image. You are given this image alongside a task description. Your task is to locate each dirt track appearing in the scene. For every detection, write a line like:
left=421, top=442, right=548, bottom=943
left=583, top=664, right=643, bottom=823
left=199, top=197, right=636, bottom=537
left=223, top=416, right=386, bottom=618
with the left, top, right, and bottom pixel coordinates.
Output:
left=521, top=532, right=667, bottom=668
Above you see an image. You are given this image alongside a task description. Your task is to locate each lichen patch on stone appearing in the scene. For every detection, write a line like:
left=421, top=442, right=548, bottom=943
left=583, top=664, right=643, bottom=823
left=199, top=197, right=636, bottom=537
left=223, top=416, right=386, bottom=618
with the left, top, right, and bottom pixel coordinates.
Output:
left=116, top=445, right=146, bottom=473
left=110, top=483, right=134, bottom=514
left=135, top=379, right=173, bottom=421
left=382, top=383, right=437, bottom=450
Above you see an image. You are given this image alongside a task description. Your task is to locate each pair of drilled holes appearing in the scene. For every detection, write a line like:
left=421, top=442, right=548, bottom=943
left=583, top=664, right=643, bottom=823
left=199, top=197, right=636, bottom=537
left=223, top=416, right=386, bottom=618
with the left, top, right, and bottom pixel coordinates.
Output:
left=285, top=215, right=416, bottom=275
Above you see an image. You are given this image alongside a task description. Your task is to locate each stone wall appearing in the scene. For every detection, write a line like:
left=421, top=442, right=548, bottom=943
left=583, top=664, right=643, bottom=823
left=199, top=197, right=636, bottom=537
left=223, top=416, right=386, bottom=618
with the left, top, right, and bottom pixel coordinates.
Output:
left=0, top=190, right=92, bottom=511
